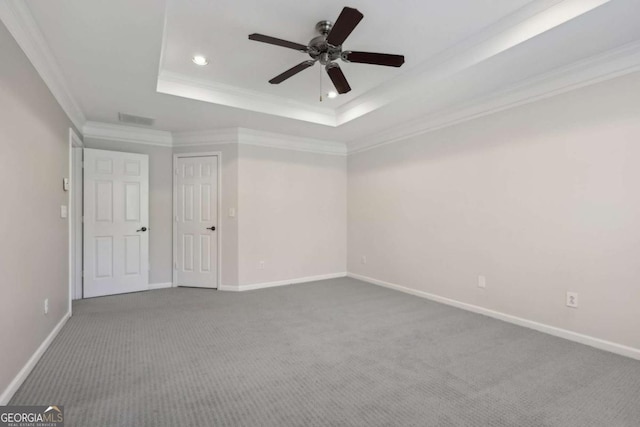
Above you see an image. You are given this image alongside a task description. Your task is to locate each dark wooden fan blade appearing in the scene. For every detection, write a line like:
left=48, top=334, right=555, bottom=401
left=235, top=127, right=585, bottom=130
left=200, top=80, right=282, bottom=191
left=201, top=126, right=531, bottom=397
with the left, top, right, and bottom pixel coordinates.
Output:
left=343, top=51, right=405, bottom=67
left=326, top=7, right=363, bottom=46
left=326, top=63, right=351, bottom=94
left=249, top=33, right=308, bottom=52
left=269, top=61, right=315, bottom=84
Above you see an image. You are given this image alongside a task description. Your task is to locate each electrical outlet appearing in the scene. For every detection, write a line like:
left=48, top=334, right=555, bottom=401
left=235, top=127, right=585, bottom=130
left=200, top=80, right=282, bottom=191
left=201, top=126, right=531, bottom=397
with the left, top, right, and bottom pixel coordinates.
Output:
left=361, top=256, right=367, bottom=265
left=478, top=275, right=486, bottom=289
left=566, top=292, right=578, bottom=308
left=259, top=261, right=265, bottom=270
left=44, top=298, right=49, bottom=315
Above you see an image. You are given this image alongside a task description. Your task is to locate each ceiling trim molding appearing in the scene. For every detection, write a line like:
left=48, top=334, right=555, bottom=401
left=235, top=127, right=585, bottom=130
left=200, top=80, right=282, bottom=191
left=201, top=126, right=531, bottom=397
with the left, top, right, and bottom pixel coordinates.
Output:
left=335, top=0, right=612, bottom=126
left=83, top=121, right=173, bottom=147
left=157, top=71, right=338, bottom=127
left=348, top=39, right=640, bottom=154
left=172, top=128, right=239, bottom=146
left=0, top=0, right=86, bottom=130
left=156, top=0, right=611, bottom=128
left=237, top=128, right=347, bottom=156
left=175, top=127, right=347, bottom=155
left=84, top=122, right=347, bottom=155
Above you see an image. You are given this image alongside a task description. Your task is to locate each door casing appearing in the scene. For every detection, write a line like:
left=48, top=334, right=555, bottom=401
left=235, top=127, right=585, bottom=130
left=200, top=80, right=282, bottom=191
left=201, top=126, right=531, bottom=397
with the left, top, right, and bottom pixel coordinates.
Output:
left=172, top=152, right=222, bottom=288
left=69, top=128, right=83, bottom=308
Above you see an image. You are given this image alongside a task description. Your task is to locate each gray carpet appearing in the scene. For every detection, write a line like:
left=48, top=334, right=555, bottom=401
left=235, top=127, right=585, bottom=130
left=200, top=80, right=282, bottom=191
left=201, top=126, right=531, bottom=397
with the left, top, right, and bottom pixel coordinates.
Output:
left=10, top=278, right=640, bottom=426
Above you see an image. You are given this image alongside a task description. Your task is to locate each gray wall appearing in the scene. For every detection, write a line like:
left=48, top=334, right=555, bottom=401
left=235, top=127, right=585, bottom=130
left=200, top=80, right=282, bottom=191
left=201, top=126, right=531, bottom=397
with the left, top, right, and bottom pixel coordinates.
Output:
left=84, top=138, right=173, bottom=284
left=109, top=140, right=346, bottom=289
left=89, top=141, right=347, bottom=289
left=0, top=21, right=74, bottom=396
left=348, top=71, right=640, bottom=350
left=238, top=144, right=346, bottom=285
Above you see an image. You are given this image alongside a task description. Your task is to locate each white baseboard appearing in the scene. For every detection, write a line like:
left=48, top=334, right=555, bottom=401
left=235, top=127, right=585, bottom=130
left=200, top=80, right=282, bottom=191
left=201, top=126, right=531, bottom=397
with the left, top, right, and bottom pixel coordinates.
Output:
left=0, top=311, right=71, bottom=405
left=220, top=272, right=347, bottom=292
left=347, top=272, right=640, bottom=361
left=148, top=282, right=173, bottom=290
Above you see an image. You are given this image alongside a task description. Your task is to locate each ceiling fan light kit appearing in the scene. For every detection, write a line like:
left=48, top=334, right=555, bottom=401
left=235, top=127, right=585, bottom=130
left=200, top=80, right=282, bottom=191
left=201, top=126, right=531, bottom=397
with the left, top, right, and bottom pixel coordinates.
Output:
left=248, top=6, right=405, bottom=96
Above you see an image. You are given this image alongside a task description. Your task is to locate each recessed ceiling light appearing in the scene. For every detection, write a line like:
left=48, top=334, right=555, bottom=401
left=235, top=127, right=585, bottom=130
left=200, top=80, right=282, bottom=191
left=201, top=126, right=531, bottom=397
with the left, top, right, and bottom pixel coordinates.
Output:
left=327, top=91, right=338, bottom=99
left=192, top=55, right=208, bottom=66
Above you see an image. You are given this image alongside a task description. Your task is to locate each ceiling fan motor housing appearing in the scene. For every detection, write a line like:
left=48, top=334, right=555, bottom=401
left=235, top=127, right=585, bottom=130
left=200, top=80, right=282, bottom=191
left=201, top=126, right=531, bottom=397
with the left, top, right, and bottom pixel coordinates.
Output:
left=315, top=20, right=333, bottom=35
left=308, top=22, right=342, bottom=65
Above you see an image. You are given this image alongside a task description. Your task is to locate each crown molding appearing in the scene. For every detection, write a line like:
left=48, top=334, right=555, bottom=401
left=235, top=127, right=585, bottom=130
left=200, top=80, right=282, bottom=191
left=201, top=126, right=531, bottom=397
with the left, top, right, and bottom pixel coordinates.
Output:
left=5, top=0, right=612, bottom=142
left=172, top=128, right=239, bottom=146
left=0, top=0, right=86, bottom=130
left=4, top=0, right=618, bottom=156
left=88, top=24, right=640, bottom=161
left=335, top=0, right=611, bottom=126
left=175, top=127, right=347, bottom=155
left=157, top=71, right=338, bottom=127
left=238, top=128, right=347, bottom=155
left=348, top=39, right=640, bottom=154
left=83, top=121, right=173, bottom=147
left=156, top=0, right=610, bottom=128
left=83, top=122, right=347, bottom=155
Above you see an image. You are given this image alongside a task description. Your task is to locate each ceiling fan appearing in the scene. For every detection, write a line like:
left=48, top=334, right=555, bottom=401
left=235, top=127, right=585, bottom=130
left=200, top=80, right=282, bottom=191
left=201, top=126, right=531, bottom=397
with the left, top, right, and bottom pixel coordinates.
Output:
left=248, top=6, right=405, bottom=95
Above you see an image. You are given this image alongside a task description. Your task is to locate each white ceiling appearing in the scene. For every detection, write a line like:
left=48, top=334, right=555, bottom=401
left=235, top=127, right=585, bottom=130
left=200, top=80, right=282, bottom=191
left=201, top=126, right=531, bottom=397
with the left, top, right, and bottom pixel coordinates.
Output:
left=161, top=0, right=532, bottom=108
left=12, top=0, right=640, bottom=145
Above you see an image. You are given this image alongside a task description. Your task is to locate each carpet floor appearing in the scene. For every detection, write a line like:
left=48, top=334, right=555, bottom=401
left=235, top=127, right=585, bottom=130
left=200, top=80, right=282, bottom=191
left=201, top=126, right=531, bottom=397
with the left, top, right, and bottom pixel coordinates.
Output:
left=10, top=278, right=640, bottom=426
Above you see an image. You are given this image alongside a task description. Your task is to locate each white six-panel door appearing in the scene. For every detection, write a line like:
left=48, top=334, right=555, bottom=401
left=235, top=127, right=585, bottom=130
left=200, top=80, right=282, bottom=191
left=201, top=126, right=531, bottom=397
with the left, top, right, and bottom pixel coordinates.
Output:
left=83, top=149, right=149, bottom=298
left=175, top=156, right=219, bottom=288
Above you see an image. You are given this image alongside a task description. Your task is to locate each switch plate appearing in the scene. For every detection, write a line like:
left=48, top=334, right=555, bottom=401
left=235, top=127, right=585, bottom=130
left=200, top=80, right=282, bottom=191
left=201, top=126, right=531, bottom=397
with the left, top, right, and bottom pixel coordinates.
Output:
left=63, top=177, right=70, bottom=191
left=229, top=207, right=236, bottom=218
left=60, top=205, right=68, bottom=218
left=478, top=275, right=486, bottom=289
left=566, top=292, right=578, bottom=308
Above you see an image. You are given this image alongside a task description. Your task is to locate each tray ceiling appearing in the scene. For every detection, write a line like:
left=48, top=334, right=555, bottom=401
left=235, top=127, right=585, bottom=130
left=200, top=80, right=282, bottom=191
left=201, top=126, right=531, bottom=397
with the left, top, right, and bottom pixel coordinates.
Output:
left=6, top=0, right=640, bottom=145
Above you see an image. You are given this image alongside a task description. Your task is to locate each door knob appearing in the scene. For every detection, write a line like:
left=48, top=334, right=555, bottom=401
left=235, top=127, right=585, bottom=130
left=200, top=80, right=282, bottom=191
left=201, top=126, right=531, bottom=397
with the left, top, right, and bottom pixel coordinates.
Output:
left=137, top=227, right=147, bottom=232
left=206, top=226, right=216, bottom=231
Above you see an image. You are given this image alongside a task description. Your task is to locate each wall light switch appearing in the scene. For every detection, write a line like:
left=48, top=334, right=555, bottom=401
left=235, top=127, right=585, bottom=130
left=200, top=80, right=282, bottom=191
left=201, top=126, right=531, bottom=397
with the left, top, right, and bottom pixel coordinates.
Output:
left=60, top=205, right=68, bottom=218
left=63, top=177, right=70, bottom=191
left=478, top=275, right=487, bottom=289
left=229, top=207, right=236, bottom=218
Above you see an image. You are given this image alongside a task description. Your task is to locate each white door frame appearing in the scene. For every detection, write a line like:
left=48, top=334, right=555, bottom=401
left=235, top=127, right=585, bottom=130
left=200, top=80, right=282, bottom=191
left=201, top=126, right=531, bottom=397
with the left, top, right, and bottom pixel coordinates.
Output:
left=72, top=145, right=83, bottom=300
left=68, top=128, right=83, bottom=312
left=172, top=152, right=222, bottom=288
